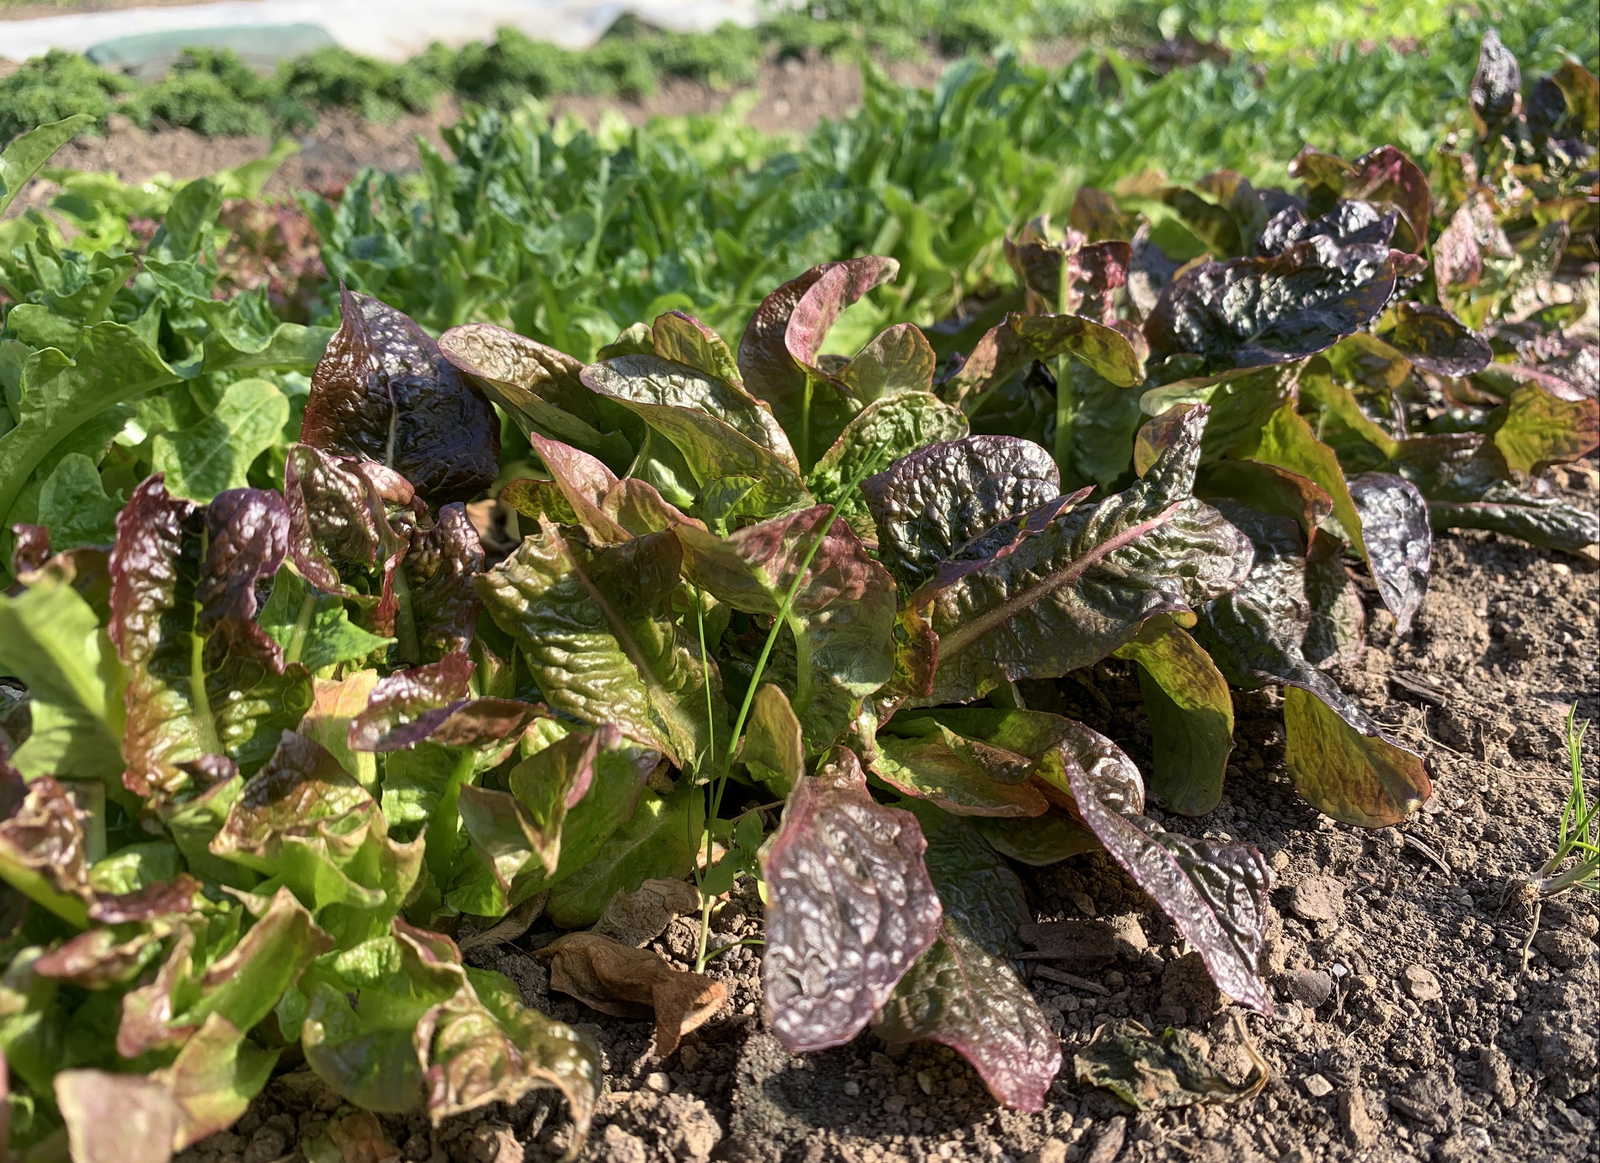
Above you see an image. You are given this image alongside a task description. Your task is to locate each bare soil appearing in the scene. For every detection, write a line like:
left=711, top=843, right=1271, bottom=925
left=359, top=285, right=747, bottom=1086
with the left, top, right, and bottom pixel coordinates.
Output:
left=172, top=465, right=1600, bottom=1163
left=2, top=51, right=949, bottom=222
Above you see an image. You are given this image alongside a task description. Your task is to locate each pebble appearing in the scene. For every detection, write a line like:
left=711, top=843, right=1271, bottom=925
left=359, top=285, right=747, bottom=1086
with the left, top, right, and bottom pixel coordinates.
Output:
left=1284, top=968, right=1335, bottom=1008
left=1402, top=965, right=1442, bottom=1002
left=644, top=1071, right=672, bottom=1093
left=1305, top=1074, right=1335, bottom=1098
left=843, top=1080, right=861, bottom=1097
left=883, top=1095, right=907, bottom=1115
left=1289, top=876, right=1346, bottom=923
left=1036, top=1141, right=1069, bottom=1163
left=917, top=1070, right=936, bottom=1096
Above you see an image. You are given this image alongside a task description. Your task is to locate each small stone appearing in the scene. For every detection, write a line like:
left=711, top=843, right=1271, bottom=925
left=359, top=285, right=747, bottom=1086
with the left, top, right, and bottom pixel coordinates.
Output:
left=843, top=1080, right=861, bottom=1097
left=1401, top=965, right=1442, bottom=1002
left=917, top=1070, right=936, bottom=1096
left=1338, top=1085, right=1379, bottom=1149
left=883, top=1094, right=907, bottom=1115
left=1082, top=1116, right=1126, bottom=1163
left=679, top=1044, right=703, bottom=1071
left=1107, top=913, right=1148, bottom=956
left=1289, top=876, right=1345, bottom=923
left=644, top=1071, right=672, bottom=1093
left=1305, top=1073, right=1335, bottom=1098
left=1036, top=1141, right=1069, bottom=1163
left=1269, top=849, right=1291, bottom=872
left=1532, top=928, right=1591, bottom=970
left=602, top=1125, right=648, bottom=1163
left=1284, top=968, right=1334, bottom=1008
left=1479, top=1048, right=1517, bottom=1108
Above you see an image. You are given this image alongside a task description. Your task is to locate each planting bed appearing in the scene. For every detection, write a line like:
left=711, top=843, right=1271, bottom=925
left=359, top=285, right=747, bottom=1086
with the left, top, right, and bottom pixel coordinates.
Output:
left=0, top=20, right=1596, bottom=1163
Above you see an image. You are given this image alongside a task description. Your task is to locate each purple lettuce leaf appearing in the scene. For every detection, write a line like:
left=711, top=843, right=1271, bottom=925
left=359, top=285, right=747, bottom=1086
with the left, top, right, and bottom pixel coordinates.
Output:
left=1256, top=199, right=1398, bottom=257
left=1195, top=503, right=1431, bottom=826
left=939, top=311, right=1146, bottom=410
left=903, top=406, right=1253, bottom=705
left=437, top=321, right=632, bottom=464
left=1142, top=237, right=1410, bottom=371
left=301, top=287, right=499, bottom=504
left=1004, top=216, right=1131, bottom=324
left=873, top=802, right=1059, bottom=1112
left=1471, top=30, right=1521, bottom=133
left=109, top=478, right=312, bottom=798
left=1288, top=145, right=1431, bottom=253
left=736, top=257, right=900, bottom=466
left=759, top=747, right=942, bottom=1053
left=870, top=720, right=1050, bottom=817
left=1346, top=471, right=1431, bottom=637
left=861, top=435, right=1062, bottom=591
left=1376, top=303, right=1492, bottom=377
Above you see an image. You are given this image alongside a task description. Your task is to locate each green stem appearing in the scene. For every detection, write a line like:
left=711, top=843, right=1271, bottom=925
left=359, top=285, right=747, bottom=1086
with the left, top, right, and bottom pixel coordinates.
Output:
left=424, top=750, right=476, bottom=888
left=285, top=591, right=318, bottom=667
left=391, top=563, right=420, bottom=664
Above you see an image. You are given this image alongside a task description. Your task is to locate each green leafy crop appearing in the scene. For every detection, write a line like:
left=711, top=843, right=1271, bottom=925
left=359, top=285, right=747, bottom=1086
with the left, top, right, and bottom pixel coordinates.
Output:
left=0, top=30, right=1595, bottom=1160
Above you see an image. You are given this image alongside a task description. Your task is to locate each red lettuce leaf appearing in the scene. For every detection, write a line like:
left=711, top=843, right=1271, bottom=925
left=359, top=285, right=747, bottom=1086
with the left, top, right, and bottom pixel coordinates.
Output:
left=110, top=478, right=312, bottom=798
left=759, top=747, right=942, bottom=1053
left=302, top=287, right=499, bottom=504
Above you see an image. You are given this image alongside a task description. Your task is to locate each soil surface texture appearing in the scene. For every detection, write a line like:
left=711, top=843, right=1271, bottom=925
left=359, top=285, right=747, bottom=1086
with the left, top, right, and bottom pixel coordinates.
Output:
left=1, top=51, right=949, bottom=222
left=170, top=466, right=1600, bottom=1163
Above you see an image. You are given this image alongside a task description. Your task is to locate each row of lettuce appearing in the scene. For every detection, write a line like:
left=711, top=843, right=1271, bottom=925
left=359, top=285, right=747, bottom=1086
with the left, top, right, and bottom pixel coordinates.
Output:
left=0, top=28, right=1595, bottom=1163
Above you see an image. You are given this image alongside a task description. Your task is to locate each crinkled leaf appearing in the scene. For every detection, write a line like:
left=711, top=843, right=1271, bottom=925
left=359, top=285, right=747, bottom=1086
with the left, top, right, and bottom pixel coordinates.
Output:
left=1347, top=472, right=1430, bottom=635
left=1114, top=615, right=1234, bottom=816
left=1054, top=719, right=1272, bottom=1013
left=438, top=322, right=631, bottom=463
left=110, top=478, right=312, bottom=797
left=282, top=443, right=396, bottom=604
left=348, top=654, right=535, bottom=755
left=591, top=877, right=701, bottom=948
left=1488, top=384, right=1599, bottom=476
left=151, top=379, right=289, bottom=503
left=118, top=886, right=332, bottom=1058
left=302, top=288, right=499, bottom=504
left=1143, top=237, right=1403, bottom=371
left=1196, top=505, right=1430, bottom=826
left=1302, top=537, right=1366, bottom=668
left=477, top=523, right=716, bottom=767
left=874, top=806, right=1055, bottom=1111
left=0, top=775, right=92, bottom=928
left=581, top=354, right=809, bottom=518
left=862, top=434, right=1061, bottom=591
left=651, top=310, right=744, bottom=388
left=1256, top=199, right=1397, bottom=257
left=400, top=924, right=601, bottom=1140
left=542, top=932, right=726, bottom=1056
left=401, top=502, right=485, bottom=664
left=760, top=748, right=942, bottom=1053
left=544, top=776, right=699, bottom=928
left=259, top=568, right=392, bottom=673
left=1471, top=30, right=1521, bottom=132
left=525, top=433, right=698, bottom=546
left=1289, top=146, right=1430, bottom=252
left=907, top=407, right=1253, bottom=704
left=806, top=393, right=969, bottom=537
left=737, top=257, right=900, bottom=466
left=678, top=506, right=895, bottom=751
left=209, top=733, right=422, bottom=942
left=36, top=453, right=120, bottom=552
left=1376, top=303, right=1491, bottom=377
left=1427, top=486, right=1599, bottom=552
left=1139, top=364, right=1300, bottom=469
left=941, top=311, right=1144, bottom=408
left=0, top=570, right=123, bottom=781
left=1198, top=460, right=1332, bottom=544
left=1075, top=1018, right=1266, bottom=1110
left=1004, top=218, right=1130, bottom=324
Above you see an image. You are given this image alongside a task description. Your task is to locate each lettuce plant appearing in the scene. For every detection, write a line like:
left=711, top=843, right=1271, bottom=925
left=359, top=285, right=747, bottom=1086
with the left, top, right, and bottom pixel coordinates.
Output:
left=0, top=34, right=1594, bottom=1159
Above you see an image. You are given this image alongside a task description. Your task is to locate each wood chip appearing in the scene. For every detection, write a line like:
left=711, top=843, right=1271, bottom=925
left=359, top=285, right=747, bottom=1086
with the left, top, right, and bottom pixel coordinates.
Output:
left=1030, top=965, right=1112, bottom=995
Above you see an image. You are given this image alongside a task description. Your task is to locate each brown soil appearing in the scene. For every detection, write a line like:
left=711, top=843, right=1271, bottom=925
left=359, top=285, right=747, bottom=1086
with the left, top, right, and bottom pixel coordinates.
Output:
left=2, top=52, right=949, bottom=222
left=175, top=464, right=1600, bottom=1163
